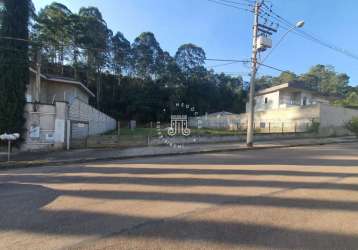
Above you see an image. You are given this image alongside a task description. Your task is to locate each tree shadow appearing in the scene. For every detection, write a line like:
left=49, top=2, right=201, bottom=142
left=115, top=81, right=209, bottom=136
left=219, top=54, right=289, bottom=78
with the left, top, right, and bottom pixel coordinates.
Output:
left=1, top=183, right=358, bottom=249
left=2, top=174, right=358, bottom=192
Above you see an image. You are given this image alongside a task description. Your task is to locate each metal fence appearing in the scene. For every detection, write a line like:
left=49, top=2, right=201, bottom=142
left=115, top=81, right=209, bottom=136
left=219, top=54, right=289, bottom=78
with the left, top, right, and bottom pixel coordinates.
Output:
left=69, top=120, right=90, bottom=149
left=238, top=121, right=315, bottom=134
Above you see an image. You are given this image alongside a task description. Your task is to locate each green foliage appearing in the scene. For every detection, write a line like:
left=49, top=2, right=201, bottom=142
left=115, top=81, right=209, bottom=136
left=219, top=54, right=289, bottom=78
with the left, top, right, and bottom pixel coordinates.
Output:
left=111, top=31, right=132, bottom=75
left=256, top=65, right=350, bottom=97
left=300, top=65, right=349, bottom=95
left=132, top=32, right=163, bottom=79
left=255, top=71, right=297, bottom=90
left=346, top=117, right=358, bottom=137
left=34, top=2, right=72, bottom=74
left=31, top=2, right=248, bottom=122
left=0, top=0, right=30, bottom=136
left=334, top=91, right=358, bottom=109
left=175, top=43, right=206, bottom=74
left=306, top=121, right=320, bottom=134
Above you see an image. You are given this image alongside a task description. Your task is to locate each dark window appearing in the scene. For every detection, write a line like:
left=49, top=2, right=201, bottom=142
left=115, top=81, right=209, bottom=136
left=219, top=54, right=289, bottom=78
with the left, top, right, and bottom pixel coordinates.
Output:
left=265, top=98, right=268, bottom=104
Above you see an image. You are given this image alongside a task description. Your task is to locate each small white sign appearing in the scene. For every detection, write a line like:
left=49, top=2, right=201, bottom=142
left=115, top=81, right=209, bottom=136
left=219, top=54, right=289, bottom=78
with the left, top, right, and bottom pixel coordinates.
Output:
left=78, top=123, right=85, bottom=128
left=29, top=126, right=40, bottom=138
left=45, top=133, right=55, bottom=142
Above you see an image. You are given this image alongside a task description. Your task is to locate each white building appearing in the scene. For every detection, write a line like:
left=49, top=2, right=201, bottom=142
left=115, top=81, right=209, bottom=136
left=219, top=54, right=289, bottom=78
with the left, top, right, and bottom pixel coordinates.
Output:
left=246, top=82, right=330, bottom=112
left=240, top=82, right=358, bottom=135
left=23, top=68, right=116, bottom=151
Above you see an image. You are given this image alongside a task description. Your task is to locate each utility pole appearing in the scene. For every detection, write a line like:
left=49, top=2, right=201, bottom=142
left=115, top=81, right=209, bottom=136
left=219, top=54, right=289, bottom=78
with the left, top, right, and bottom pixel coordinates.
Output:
left=34, top=48, right=42, bottom=103
left=246, top=0, right=261, bottom=147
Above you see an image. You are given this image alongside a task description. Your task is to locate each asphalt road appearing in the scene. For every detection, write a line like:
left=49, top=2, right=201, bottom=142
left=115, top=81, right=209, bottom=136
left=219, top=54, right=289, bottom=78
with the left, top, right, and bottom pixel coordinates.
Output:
left=1, top=143, right=358, bottom=250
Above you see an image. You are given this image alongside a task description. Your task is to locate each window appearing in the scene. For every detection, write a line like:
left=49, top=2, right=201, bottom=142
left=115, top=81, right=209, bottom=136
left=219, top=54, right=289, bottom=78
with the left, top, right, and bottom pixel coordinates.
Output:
left=265, top=97, right=268, bottom=104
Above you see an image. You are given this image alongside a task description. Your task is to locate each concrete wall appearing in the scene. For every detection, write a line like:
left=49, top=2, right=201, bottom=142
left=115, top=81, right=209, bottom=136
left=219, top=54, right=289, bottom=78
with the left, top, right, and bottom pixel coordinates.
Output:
left=239, top=103, right=358, bottom=136
left=23, top=99, right=116, bottom=151
left=239, top=105, right=320, bottom=130
left=69, top=99, right=116, bottom=135
left=22, top=102, right=67, bottom=151
left=150, top=132, right=320, bottom=146
left=319, top=104, right=358, bottom=136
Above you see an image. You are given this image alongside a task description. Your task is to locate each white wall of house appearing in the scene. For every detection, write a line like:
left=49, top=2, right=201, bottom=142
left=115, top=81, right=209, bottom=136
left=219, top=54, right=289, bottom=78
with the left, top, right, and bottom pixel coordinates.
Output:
left=23, top=102, right=68, bottom=151
left=44, top=80, right=90, bottom=104
left=26, top=77, right=90, bottom=104
left=246, top=91, right=279, bottom=112
left=246, top=88, right=330, bottom=112
left=23, top=100, right=117, bottom=151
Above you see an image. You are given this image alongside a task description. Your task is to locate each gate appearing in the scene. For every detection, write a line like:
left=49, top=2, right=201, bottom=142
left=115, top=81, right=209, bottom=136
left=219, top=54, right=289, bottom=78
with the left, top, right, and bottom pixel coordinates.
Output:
left=69, top=120, right=89, bottom=149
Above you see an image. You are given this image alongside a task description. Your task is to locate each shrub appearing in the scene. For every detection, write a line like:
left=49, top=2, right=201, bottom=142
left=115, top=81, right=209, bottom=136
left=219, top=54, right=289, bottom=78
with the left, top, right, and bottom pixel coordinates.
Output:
left=307, top=121, right=320, bottom=134
left=346, top=117, right=358, bottom=137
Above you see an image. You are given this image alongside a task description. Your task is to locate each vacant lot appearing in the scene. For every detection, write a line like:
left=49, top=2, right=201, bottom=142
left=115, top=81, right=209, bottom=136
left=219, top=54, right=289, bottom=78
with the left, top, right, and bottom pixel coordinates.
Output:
left=1, top=143, right=358, bottom=249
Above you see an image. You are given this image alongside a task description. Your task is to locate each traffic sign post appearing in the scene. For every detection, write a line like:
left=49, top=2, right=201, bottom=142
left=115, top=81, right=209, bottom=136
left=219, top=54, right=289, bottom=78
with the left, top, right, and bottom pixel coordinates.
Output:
left=0, top=133, right=20, bottom=162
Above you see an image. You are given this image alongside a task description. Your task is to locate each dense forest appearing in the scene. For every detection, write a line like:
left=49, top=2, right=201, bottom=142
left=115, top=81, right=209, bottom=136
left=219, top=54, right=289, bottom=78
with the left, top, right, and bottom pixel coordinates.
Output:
left=26, top=2, right=358, bottom=122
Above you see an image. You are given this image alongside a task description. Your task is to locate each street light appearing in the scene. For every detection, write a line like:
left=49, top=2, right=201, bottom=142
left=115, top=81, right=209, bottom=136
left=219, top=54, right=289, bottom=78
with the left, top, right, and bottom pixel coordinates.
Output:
left=246, top=19, right=305, bottom=148
left=260, top=20, right=305, bottom=65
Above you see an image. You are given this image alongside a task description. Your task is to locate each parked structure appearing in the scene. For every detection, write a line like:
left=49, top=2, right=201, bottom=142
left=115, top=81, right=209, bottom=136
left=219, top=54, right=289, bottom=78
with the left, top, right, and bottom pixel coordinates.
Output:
left=23, top=68, right=116, bottom=151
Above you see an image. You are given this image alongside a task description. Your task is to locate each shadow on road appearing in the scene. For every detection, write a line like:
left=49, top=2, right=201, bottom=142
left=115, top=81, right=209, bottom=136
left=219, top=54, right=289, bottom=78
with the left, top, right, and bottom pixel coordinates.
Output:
left=1, top=144, right=358, bottom=249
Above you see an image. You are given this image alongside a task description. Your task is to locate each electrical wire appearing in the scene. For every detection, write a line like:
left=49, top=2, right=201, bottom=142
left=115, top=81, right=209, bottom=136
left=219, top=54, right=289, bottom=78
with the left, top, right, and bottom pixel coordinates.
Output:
left=261, top=2, right=358, bottom=61
left=206, top=0, right=253, bottom=13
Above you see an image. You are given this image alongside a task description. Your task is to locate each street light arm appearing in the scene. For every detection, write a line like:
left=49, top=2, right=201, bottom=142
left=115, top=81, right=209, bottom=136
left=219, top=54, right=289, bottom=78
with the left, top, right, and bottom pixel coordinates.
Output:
left=258, top=20, right=305, bottom=67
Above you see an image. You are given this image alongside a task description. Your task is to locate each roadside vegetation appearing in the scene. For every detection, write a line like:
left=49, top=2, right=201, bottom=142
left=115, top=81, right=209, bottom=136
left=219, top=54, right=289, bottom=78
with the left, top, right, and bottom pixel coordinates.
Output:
left=346, top=117, right=358, bottom=137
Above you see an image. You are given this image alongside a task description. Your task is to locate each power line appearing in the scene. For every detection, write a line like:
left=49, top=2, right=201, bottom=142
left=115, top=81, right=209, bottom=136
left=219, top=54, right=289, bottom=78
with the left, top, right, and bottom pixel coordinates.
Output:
left=215, top=0, right=253, bottom=8
left=204, top=58, right=286, bottom=72
left=207, top=61, right=243, bottom=68
left=206, top=0, right=253, bottom=13
left=261, top=2, right=358, bottom=61
left=211, top=0, right=358, bottom=62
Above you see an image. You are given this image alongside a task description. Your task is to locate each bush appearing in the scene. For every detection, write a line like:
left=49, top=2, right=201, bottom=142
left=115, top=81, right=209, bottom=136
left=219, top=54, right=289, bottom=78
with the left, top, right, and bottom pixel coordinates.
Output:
left=307, top=121, right=320, bottom=134
left=346, top=117, right=358, bottom=137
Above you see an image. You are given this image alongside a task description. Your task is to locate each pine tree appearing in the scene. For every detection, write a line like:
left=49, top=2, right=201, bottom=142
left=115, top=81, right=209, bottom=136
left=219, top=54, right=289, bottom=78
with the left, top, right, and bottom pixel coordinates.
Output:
left=0, top=0, right=30, bottom=136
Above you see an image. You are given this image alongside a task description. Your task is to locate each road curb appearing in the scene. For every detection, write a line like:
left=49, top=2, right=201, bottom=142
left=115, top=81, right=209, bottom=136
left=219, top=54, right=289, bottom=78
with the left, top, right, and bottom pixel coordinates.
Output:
left=1, top=138, right=357, bottom=171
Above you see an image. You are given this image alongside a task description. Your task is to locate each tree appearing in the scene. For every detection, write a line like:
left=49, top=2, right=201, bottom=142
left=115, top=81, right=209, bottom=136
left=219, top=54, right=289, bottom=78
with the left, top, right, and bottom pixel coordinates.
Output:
left=335, top=91, right=358, bottom=108
left=271, top=71, right=298, bottom=86
left=111, top=31, right=132, bottom=76
left=300, top=65, right=349, bottom=95
left=132, top=32, right=164, bottom=79
left=175, top=43, right=206, bottom=74
left=34, top=2, right=72, bottom=74
left=78, top=7, right=110, bottom=108
left=0, top=0, right=31, bottom=136
left=346, top=117, right=358, bottom=137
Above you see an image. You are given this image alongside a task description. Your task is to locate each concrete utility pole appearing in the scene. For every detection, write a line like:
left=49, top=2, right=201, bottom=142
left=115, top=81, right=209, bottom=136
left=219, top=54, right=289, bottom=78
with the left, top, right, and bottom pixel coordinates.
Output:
left=34, top=48, right=41, bottom=102
left=246, top=0, right=261, bottom=147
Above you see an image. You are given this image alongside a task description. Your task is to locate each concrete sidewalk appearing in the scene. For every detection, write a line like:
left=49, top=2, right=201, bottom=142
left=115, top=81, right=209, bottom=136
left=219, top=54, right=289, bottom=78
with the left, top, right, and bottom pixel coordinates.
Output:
left=0, top=136, right=357, bottom=169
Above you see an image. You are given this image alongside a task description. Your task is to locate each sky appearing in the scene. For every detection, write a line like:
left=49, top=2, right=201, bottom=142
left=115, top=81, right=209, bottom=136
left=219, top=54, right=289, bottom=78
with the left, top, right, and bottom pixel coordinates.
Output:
left=32, top=0, right=358, bottom=85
